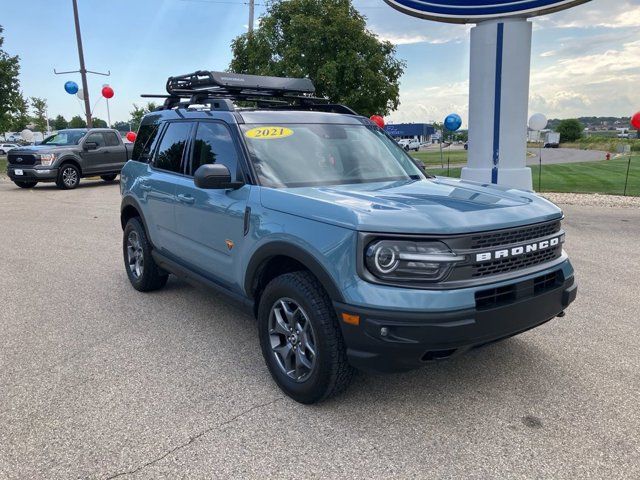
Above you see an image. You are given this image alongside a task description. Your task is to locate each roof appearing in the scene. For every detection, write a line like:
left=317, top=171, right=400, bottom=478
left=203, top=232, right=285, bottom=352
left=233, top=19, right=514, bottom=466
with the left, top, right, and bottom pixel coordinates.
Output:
left=141, top=108, right=367, bottom=126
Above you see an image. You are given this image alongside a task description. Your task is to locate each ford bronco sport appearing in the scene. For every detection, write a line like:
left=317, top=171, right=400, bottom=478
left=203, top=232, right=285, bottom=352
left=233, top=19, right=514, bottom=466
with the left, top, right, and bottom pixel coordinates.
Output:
left=120, top=71, right=577, bottom=404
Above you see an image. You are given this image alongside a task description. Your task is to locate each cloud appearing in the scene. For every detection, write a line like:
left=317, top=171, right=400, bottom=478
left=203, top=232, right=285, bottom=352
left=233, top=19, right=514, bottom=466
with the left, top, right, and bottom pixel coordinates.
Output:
left=537, top=0, right=640, bottom=28
left=376, top=33, right=451, bottom=45
left=388, top=81, right=469, bottom=125
left=379, top=0, right=640, bottom=122
left=529, top=39, right=640, bottom=117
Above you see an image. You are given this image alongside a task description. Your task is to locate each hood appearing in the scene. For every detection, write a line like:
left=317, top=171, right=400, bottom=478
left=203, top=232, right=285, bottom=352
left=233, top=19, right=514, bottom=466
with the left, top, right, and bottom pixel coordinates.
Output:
left=9, top=145, right=68, bottom=153
left=260, top=177, right=562, bottom=234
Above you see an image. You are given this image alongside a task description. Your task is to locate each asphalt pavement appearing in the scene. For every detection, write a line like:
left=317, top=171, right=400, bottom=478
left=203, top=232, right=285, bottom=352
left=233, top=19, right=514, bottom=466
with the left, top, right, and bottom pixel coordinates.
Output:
left=526, top=147, right=605, bottom=165
left=0, top=179, right=638, bottom=479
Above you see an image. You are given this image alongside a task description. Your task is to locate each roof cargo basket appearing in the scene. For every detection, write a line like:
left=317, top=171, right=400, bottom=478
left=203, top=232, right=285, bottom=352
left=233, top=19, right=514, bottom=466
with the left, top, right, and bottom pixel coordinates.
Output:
left=166, top=71, right=316, bottom=96
left=141, top=71, right=357, bottom=115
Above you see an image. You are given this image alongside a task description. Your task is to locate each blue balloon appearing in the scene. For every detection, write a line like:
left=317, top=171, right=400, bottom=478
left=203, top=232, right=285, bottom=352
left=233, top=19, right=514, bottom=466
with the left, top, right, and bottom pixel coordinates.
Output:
left=444, top=113, right=462, bottom=132
left=64, top=81, right=79, bottom=95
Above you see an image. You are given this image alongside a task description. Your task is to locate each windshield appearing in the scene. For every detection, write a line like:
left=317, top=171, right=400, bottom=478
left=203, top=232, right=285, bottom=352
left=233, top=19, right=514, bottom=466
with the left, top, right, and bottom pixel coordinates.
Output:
left=241, top=123, right=425, bottom=188
left=41, top=130, right=86, bottom=146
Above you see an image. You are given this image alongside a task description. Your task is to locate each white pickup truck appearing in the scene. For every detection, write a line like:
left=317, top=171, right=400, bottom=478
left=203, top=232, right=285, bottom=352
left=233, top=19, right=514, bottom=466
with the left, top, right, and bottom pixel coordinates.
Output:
left=397, top=138, right=421, bottom=151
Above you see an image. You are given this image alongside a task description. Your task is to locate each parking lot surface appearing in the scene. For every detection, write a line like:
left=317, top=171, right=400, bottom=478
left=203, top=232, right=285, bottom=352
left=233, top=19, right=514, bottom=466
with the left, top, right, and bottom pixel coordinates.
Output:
left=0, top=179, right=638, bottom=479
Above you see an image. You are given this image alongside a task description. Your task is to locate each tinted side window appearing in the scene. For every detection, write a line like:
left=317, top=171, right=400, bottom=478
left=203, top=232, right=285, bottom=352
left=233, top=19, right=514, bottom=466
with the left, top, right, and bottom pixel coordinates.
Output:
left=132, top=124, right=160, bottom=162
left=85, top=132, right=106, bottom=147
left=153, top=122, right=192, bottom=174
left=191, top=122, right=240, bottom=179
left=104, top=131, right=120, bottom=147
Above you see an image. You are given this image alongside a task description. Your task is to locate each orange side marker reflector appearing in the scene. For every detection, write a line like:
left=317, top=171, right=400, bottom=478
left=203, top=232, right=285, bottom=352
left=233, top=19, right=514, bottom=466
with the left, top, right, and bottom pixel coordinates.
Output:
left=341, top=313, right=360, bottom=326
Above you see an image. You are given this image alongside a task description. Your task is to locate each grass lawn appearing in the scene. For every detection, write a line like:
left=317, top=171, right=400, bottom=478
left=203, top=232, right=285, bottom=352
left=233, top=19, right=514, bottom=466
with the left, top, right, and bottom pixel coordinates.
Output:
left=427, top=157, right=640, bottom=196
left=412, top=149, right=467, bottom=166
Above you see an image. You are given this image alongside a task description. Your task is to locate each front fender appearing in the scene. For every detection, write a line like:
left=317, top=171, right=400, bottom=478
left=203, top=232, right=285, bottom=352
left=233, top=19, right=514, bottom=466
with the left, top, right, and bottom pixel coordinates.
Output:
left=244, top=240, right=346, bottom=303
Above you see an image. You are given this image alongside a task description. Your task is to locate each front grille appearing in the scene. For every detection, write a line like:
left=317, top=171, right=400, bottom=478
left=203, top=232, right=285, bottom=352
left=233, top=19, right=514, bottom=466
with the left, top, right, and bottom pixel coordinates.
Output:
left=7, top=153, right=37, bottom=166
left=475, top=284, right=516, bottom=309
left=470, top=221, right=561, bottom=250
left=475, top=270, right=563, bottom=310
left=533, top=271, right=563, bottom=294
left=471, top=245, right=561, bottom=277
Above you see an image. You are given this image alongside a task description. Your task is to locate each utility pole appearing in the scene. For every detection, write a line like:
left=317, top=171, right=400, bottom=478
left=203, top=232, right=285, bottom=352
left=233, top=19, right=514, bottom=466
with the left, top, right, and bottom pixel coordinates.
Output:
left=54, top=0, right=110, bottom=128
left=72, top=0, right=92, bottom=127
left=248, top=0, right=255, bottom=33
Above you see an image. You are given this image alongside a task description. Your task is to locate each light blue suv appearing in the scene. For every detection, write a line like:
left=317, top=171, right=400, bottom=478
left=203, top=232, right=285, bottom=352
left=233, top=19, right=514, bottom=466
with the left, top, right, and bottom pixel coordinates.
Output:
left=120, top=72, right=576, bottom=403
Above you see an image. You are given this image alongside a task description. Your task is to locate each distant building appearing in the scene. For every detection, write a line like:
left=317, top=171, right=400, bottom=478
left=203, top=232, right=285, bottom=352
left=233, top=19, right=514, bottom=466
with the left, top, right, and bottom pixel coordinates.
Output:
left=384, top=123, right=435, bottom=143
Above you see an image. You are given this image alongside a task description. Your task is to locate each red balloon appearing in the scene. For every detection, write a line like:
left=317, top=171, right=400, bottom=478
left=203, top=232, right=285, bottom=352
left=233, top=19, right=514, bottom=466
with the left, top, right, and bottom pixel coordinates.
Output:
left=101, top=86, right=114, bottom=99
left=370, top=115, right=385, bottom=128
left=631, top=112, right=640, bottom=130
left=126, top=131, right=137, bottom=142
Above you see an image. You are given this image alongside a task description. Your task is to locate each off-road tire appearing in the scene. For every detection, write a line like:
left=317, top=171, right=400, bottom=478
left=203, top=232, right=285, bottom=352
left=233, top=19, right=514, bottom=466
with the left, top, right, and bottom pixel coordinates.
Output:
left=123, top=217, right=169, bottom=292
left=258, top=271, right=355, bottom=404
left=14, top=181, right=37, bottom=188
left=101, top=174, right=118, bottom=182
left=56, top=163, right=80, bottom=189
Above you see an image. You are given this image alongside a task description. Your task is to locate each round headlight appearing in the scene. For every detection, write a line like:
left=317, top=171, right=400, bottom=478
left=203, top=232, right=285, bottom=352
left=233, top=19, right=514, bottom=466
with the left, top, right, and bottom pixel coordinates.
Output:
left=374, top=245, right=398, bottom=273
left=364, top=239, right=463, bottom=283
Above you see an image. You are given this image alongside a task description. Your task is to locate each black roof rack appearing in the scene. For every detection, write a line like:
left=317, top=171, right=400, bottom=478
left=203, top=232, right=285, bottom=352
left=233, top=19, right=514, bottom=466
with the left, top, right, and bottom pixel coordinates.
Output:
left=140, top=71, right=358, bottom=115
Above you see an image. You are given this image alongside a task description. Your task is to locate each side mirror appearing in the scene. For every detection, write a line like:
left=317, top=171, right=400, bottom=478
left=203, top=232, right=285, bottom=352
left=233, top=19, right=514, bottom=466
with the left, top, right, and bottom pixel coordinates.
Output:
left=84, top=142, right=98, bottom=151
left=194, top=164, right=243, bottom=190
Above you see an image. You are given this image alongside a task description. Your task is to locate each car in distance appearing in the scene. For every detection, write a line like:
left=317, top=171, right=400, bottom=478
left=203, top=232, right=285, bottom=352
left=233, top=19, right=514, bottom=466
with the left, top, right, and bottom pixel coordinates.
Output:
left=397, top=138, right=421, bottom=151
left=120, top=71, right=577, bottom=404
left=543, top=132, right=560, bottom=148
left=6, top=128, right=132, bottom=189
left=0, top=143, right=20, bottom=155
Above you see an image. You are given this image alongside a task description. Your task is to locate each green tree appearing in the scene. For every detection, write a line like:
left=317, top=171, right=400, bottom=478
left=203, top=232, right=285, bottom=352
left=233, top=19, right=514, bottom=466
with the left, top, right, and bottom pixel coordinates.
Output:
left=555, top=119, right=584, bottom=142
left=52, top=115, right=68, bottom=130
left=129, top=102, right=157, bottom=131
left=30, top=97, right=48, bottom=134
left=10, top=95, right=29, bottom=131
left=69, top=115, right=87, bottom=128
left=0, top=25, right=29, bottom=133
left=92, top=117, right=108, bottom=128
left=112, top=120, right=131, bottom=133
left=229, top=0, right=405, bottom=117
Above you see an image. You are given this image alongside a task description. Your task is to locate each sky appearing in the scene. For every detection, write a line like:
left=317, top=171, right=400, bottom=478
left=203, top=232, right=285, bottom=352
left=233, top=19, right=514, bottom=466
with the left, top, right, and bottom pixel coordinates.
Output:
left=2, top=0, right=639, bottom=127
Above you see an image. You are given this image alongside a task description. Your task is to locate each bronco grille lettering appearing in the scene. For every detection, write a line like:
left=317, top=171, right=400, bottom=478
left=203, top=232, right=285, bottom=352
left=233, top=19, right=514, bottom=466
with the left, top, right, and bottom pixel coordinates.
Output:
left=475, top=236, right=562, bottom=263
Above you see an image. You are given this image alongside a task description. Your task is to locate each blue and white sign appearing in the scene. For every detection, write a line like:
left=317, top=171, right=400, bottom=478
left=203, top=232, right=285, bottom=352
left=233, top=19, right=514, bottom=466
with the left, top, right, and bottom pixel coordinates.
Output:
left=384, top=0, right=590, bottom=23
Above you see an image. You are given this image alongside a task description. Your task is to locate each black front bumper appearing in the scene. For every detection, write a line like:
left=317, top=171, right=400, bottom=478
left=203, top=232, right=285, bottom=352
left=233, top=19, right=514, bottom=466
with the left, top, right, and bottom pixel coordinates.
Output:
left=335, top=273, right=577, bottom=373
left=7, top=167, right=58, bottom=182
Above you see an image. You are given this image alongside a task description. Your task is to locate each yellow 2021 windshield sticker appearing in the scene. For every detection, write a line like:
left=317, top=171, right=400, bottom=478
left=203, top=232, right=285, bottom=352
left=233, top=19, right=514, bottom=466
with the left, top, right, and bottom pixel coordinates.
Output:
left=245, top=126, right=293, bottom=139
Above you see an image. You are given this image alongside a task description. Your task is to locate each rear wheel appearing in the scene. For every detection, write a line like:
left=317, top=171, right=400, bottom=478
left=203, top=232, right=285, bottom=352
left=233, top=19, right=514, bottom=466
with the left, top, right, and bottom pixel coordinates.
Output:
left=101, top=174, right=118, bottom=182
left=56, top=164, right=80, bottom=189
left=14, top=180, right=37, bottom=188
left=123, top=217, right=168, bottom=292
left=258, top=271, right=354, bottom=404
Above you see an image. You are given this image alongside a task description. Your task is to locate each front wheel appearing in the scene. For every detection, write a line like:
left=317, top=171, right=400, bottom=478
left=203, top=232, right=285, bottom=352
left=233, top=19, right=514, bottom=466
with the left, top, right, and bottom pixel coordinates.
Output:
left=0, top=149, right=5, bottom=155
left=56, top=164, right=80, bottom=189
left=14, top=180, right=37, bottom=189
left=258, top=271, right=355, bottom=404
left=101, top=174, right=118, bottom=182
left=123, top=217, right=168, bottom=292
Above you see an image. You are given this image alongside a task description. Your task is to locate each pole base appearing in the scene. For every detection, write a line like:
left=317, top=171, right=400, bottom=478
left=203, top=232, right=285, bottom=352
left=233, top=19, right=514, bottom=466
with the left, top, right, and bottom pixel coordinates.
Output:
left=461, top=166, right=533, bottom=190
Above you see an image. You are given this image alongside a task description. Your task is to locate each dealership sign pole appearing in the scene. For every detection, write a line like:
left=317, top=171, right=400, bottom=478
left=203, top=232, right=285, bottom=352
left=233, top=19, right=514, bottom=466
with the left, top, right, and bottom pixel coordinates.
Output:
left=384, top=0, right=591, bottom=189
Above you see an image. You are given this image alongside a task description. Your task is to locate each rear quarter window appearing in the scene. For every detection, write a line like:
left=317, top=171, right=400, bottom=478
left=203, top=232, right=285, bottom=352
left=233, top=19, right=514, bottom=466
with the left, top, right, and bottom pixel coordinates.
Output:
left=132, top=124, right=161, bottom=162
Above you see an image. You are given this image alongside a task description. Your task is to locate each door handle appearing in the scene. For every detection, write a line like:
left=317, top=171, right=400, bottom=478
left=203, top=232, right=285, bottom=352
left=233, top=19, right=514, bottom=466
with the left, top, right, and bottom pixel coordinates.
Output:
left=139, top=182, right=152, bottom=191
left=177, top=194, right=195, bottom=204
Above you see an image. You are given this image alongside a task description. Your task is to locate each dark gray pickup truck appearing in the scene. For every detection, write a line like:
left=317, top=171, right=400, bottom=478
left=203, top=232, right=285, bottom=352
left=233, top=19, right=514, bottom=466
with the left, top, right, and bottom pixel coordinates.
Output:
left=6, top=128, right=133, bottom=189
